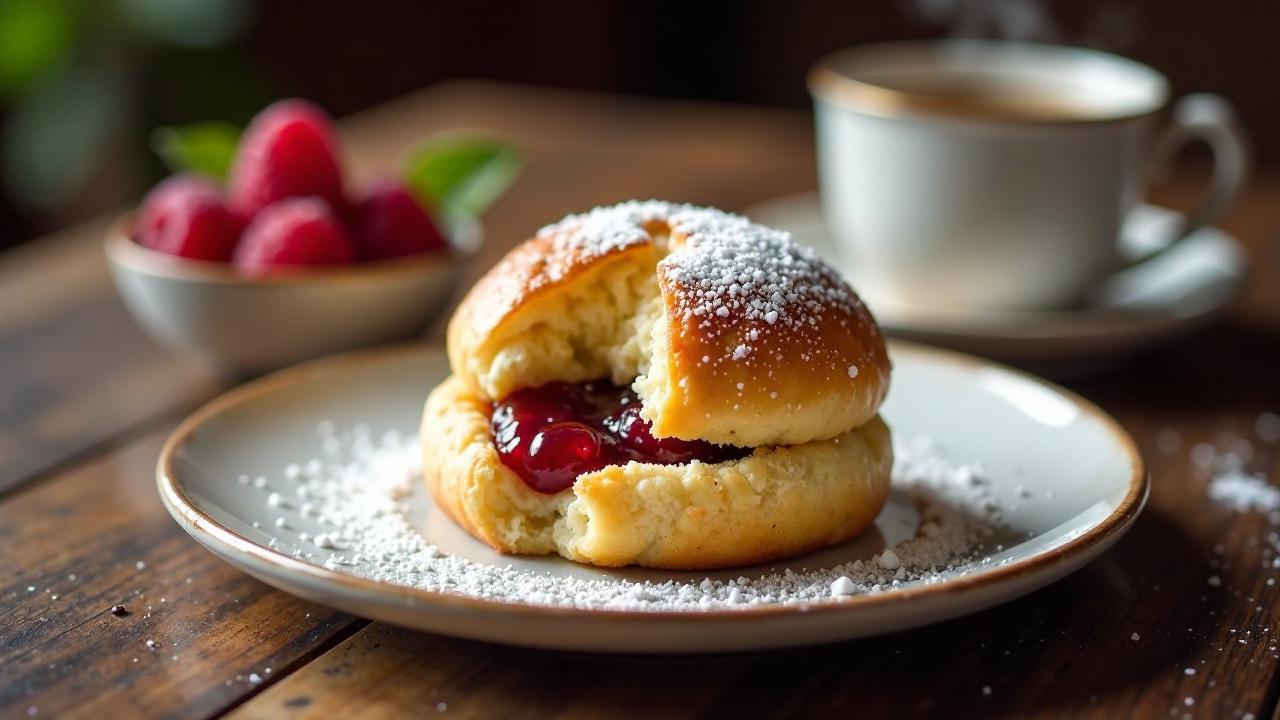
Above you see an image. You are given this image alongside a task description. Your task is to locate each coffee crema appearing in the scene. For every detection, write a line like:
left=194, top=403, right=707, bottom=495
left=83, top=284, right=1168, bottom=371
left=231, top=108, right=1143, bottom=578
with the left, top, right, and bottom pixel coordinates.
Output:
left=863, top=74, right=1107, bottom=121
left=812, top=67, right=1131, bottom=123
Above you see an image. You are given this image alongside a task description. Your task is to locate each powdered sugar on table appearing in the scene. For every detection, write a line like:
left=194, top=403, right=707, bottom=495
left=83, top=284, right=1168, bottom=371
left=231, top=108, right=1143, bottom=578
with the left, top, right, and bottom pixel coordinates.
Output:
left=1199, top=427, right=1280, bottom=513
left=249, top=425, right=1006, bottom=612
left=1208, top=471, right=1280, bottom=512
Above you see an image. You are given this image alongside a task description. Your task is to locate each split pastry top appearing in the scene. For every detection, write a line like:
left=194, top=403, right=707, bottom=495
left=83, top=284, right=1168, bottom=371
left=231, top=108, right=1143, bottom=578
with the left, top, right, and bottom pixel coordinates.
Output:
left=447, top=200, right=890, bottom=448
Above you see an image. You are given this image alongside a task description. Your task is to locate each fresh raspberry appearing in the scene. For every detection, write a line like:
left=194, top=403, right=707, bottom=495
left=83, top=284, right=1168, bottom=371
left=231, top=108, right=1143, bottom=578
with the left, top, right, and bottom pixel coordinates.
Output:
left=227, top=99, right=346, bottom=219
left=232, top=197, right=356, bottom=275
left=353, top=180, right=449, bottom=260
left=135, top=174, right=242, bottom=261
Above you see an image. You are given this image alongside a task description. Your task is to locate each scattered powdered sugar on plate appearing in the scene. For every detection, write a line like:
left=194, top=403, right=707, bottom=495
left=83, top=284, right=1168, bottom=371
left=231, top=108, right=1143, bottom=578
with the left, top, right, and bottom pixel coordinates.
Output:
left=248, top=425, right=1006, bottom=612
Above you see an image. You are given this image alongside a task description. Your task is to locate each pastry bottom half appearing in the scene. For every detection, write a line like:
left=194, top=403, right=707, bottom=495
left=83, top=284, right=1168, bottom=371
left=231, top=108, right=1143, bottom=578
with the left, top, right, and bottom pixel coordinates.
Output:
left=421, top=375, right=893, bottom=569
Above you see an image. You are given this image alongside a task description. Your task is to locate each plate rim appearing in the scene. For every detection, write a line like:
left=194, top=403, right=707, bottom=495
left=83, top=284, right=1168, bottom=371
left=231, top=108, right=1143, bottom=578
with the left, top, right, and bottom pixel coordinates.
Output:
left=156, top=340, right=1148, bottom=623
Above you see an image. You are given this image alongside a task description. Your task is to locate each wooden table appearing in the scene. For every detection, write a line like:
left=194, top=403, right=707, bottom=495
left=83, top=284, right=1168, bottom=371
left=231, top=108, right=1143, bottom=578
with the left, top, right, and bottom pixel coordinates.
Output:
left=3, top=81, right=1279, bottom=719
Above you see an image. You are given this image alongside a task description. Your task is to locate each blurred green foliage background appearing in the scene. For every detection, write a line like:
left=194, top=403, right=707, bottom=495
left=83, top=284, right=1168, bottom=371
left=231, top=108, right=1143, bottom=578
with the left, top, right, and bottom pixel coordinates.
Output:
left=0, top=0, right=1273, bottom=250
left=0, top=0, right=267, bottom=246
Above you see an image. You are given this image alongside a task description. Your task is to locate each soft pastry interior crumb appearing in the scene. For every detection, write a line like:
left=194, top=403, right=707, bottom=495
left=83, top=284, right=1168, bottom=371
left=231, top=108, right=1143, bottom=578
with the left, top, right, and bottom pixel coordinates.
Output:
left=465, top=234, right=683, bottom=442
left=465, top=222, right=678, bottom=424
left=471, top=243, right=664, bottom=401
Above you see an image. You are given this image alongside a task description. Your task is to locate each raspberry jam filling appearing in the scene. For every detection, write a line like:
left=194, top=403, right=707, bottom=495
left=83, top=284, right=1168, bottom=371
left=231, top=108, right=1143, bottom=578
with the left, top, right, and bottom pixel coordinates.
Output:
left=491, top=380, right=747, bottom=494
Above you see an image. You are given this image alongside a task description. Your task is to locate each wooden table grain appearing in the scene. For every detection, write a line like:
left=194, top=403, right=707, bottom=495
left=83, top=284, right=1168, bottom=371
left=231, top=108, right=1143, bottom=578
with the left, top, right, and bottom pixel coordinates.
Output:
left=2, top=81, right=1279, bottom=720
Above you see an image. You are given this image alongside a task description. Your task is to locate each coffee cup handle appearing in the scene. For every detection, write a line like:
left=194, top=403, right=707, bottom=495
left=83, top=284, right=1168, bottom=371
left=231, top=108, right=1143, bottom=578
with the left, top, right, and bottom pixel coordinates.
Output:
left=1135, top=94, right=1250, bottom=261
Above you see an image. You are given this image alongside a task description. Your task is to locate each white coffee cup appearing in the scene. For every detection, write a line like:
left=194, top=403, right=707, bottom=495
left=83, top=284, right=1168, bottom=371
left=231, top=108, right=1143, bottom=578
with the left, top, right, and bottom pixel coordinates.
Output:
left=809, top=41, right=1249, bottom=311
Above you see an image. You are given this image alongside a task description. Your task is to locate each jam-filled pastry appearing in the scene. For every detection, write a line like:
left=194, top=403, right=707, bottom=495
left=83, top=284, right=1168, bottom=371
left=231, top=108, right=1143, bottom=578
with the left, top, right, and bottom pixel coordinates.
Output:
left=421, top=201, right=892, bottom=569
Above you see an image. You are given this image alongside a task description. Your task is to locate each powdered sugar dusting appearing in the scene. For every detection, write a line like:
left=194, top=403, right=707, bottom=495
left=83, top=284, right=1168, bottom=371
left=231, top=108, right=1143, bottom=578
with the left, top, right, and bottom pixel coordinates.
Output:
left=660, top=205, right=857, bottom=331
left=247, top=426, right=1006, bottom=612
left=536, top=201, right=874, bottom=380
left=656, top=203, right=871, bottom=377
left=529, top=200, right=676, bottom=289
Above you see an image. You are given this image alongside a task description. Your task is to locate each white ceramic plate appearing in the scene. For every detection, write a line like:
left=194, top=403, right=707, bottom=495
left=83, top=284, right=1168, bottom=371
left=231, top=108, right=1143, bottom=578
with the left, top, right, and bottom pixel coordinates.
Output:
left=158, top=342, right=1145, bottom=653
left=747, top=193, right=1246, bottom=373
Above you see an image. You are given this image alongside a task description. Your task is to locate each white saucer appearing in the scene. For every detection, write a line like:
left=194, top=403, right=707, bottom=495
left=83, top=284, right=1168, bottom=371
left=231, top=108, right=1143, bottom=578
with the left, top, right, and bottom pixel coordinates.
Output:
left=157, top=343, right=1145, bottom=653
left=746, top=193, right=1246, bottom=372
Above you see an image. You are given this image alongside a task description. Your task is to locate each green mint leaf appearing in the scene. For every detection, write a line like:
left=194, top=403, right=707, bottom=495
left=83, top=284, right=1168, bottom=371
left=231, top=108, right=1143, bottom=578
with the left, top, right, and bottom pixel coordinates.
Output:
left=403, top=136, right=522, bottom=217
left=150, top=122, right=240, bottom=181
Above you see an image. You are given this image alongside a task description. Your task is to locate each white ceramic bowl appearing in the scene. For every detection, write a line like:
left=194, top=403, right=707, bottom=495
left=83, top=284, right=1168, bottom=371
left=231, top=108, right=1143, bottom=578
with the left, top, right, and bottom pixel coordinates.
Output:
left=105, top=215, right=480, bottom=373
